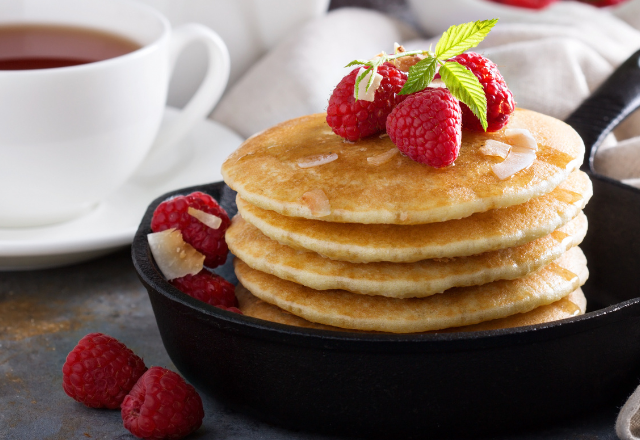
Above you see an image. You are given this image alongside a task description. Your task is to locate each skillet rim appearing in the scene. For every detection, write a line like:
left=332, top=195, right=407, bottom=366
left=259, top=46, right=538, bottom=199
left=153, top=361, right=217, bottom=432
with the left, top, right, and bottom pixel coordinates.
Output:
left=131, top=176, right=640, bottom=350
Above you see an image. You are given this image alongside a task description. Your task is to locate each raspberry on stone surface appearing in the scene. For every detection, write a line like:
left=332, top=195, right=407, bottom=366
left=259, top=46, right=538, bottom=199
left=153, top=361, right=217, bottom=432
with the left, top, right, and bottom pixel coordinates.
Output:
left=448, top=52, right=515, bottom=132
left=326, top=62, right=407, bottom=142
left=151, top=192, right=230, bottom=268
left=121, top=366, right=204, bottom=440
left=170, top=269, right=241, bottom=313
left=62, top=333, right=147, bottom=409
left=386, top=88, right=462, bottom=168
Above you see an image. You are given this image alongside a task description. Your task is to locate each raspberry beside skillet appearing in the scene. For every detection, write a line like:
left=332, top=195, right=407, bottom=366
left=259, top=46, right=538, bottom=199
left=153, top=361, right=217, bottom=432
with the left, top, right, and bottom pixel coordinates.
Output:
left=122, top=366, right=205, bottom=440
left=62, top=333, right=147, bottom=409
left=326, top=62, right=407, bottom=141
left=151, top=192, right=230, bottom=268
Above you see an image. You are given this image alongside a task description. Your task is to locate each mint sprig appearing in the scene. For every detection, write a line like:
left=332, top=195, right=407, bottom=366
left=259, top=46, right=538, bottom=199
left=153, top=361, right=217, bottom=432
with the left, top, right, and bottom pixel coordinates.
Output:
left=435, top=19, right=498, bottom=60
left=345, top=49, right=426, bottom=100
left=402, top=56, right=439, bottom=96
left=439, top=61, right=488, bottom=130
left=345, top=19, right=498, bottom=131
left=350, top=55, right=388, bottom=100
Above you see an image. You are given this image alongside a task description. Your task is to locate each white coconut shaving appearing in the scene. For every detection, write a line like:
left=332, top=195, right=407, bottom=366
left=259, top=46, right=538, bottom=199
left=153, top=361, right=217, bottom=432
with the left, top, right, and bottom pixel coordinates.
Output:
left=492, top=146, right=537, bottom=180
left=188, top=207, right=222, bottom=229
left=480, top=140, right=511, bottom=159
left=147, top=228, right=204, bottom=280
left=505, top=128, right=538, bottom=151
left=355, top=67, right=383, bottom=102
left=367, top=148, right=399, bottom=165
left=297, top=153, right=338, bottom=168
left=301, top=188, right=331, bottom=217
left=490, top=129, right=539, bottom=180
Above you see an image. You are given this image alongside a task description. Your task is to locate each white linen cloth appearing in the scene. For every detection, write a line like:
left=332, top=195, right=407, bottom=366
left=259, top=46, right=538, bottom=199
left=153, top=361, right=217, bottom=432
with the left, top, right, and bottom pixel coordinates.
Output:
left=210, top=3, right=640, bottom=437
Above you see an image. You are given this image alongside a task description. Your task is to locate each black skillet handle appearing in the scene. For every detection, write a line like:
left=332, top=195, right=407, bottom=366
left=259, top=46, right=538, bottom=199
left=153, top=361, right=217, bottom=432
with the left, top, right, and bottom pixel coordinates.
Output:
left=564, top=50, right=640, bottom=307
left=564, top=49, right=640, bottom=172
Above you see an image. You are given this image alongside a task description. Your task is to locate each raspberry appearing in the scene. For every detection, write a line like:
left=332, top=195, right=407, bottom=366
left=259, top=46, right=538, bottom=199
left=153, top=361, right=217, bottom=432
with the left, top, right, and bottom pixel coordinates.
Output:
left=122, top=367, right=204, bottom=440
left=386, top=88, right=462, bottom=168
left=62, top=333, right=147, bottom=409
left=576, top=0, right=629, bottom=6
left=326, top=62, right=407, bottom=141
left=448, top=52, right=515, bottom=132
left=151, top=192, right=230, bottom=268
left=170, top=269, right=241, bottom=312
left=485, top=0, right=559, bottom=8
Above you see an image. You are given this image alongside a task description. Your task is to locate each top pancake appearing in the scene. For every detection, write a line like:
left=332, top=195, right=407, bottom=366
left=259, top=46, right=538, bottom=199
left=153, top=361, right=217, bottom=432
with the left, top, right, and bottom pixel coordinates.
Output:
left=222, top=109, right=584, bottom=224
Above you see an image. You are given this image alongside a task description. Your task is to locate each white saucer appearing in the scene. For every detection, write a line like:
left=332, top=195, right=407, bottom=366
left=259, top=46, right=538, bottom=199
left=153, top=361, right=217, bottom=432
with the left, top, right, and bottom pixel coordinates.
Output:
left=0, top=107, right=244, bottom=271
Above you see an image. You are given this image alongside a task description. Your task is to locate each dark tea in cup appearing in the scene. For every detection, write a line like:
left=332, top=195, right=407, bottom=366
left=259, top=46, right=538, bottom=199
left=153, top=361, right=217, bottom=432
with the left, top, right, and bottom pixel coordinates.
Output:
left=0, top=24, right=140, bottom=70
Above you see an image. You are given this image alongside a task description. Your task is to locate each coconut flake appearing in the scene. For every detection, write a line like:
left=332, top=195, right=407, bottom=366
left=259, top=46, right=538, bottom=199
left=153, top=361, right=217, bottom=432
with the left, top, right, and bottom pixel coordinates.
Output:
left=147, top=228, right=204, bottom=280
left=188, top=207, right=222, bottom=229
left=492, top=147, right=536, bottom=180
left=505, top=128, right=538, bottom=152
left=297, top=153, right=338, bottom=168
left=367, top=148, right=399, bottom=165
left=301, top=188, right=331, bottom=217
left=480, top=140, right=511, bottom=159
left=355, top=67, right=383, bottom=102
left=429, top=78, right=446, bottom=89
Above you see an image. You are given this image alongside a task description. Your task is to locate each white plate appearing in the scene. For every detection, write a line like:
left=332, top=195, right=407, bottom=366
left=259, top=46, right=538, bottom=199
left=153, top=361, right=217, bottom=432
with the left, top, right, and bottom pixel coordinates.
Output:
left=0, top=107, right=243, bottom=271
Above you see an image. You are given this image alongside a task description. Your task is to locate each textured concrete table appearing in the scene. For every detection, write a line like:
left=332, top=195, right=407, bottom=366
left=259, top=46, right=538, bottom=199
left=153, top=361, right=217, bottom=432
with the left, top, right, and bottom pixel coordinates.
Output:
left=0, top=248, right=625, bottom=439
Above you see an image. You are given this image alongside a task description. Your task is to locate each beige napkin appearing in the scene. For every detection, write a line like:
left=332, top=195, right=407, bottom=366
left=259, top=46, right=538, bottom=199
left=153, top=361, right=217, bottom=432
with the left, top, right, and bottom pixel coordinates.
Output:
left=211, top=8, right=418, bottom=138
left=210, top=5, right=640, bottom=436
left=618, top=384, right=640, bottom=440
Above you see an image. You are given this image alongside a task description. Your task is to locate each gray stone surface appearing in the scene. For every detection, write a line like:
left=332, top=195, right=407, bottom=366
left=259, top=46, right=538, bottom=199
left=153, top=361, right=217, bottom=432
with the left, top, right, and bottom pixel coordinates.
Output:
left=0, top=249, right=341, bottom=440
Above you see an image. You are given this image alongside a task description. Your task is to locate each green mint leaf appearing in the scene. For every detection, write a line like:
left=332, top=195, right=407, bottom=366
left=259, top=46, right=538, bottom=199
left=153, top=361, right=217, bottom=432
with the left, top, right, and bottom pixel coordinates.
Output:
left=398, top=55, right=438, bottom=95
left=345, top=59, right=369, bottom=68
left=353, top=67, right=369, bottom=100
left=439, top=61, right=488, bottom=130
left=435, top=19, right=498, bottom=61
left=353, top=56, right=390, bottom=101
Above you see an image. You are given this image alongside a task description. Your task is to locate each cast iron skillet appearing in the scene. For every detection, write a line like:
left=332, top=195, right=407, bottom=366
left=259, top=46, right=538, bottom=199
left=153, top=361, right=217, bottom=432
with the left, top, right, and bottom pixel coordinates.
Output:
left=132, top=50, right=640, bottom=439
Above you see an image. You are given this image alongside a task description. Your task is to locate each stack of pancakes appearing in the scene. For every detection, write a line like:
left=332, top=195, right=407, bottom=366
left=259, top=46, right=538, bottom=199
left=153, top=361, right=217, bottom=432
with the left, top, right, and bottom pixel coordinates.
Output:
left=221, top=109, right=591, bottom=333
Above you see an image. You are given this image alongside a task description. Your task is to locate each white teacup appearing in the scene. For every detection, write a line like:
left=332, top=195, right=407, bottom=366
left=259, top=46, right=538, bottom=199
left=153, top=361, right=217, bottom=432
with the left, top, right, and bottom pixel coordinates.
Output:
left=0, top=0, right=229, bottom=228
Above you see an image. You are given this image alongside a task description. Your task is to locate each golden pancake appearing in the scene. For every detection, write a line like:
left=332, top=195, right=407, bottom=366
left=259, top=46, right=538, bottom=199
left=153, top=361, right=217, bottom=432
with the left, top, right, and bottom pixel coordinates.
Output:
left=222, top=109, right=584, bottom=225
left=233, top=247, right=588, bottom=333
left=227, top=213, right=587, bottom=298
left=236, top=284, right=587, bottom=333
left=237, top=170, right=592, bottom=263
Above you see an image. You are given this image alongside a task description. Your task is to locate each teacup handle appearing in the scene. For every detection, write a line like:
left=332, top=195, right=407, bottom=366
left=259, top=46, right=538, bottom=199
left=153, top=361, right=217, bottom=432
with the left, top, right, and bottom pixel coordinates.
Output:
left=136, top=23, right=230, bottom=178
